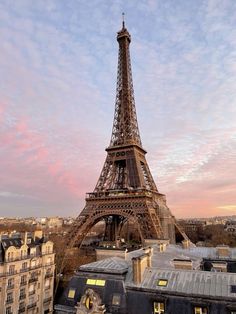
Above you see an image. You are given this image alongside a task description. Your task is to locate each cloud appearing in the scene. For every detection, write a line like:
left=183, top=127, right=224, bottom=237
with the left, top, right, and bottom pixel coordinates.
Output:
left=0, top=0, right=235, bottom=218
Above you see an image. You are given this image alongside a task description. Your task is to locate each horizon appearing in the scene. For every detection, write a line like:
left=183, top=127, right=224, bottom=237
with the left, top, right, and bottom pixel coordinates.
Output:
left=0, top=0, right=235, bottom=218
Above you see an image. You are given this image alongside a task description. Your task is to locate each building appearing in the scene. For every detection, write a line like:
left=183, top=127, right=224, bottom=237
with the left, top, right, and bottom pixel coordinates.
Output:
left=0, top=231, right=55, bottom=314
left=55, top=243, right=236, bottom=314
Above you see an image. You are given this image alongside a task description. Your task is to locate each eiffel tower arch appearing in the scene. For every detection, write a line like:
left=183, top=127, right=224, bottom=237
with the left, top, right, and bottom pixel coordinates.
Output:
left=67, top=19, right=188, bottom=250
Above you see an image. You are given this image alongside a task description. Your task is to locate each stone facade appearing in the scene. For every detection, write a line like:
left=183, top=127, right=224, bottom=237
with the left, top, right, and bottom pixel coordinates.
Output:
left=0, top=231, right=55, bottom=314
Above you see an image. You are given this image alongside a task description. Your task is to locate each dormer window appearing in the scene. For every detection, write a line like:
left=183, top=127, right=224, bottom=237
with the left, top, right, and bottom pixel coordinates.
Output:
left=154, top=302, right=165, bottom=314
left=194, top=307, right=208, bottom=314
left=68, top=288, right=76, bottom=299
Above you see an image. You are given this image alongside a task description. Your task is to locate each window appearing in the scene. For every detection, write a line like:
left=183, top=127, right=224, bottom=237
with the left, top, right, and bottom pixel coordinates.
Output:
left=157, top=279, right=168, bottom=287
left=6, top=292, right=13, bottom=302
left=6, top=307, right=12, bottom=314
left=7, top=278, right=14, bottom=288
left=194, top=307, right=208, bottom=314
left=9, top=265, right=15, bottom=274
left=68, top=288, right=76, bottom=299
left=154, top=302, right=165, bottom=314
left=231, top=286, right=236, bottom=293
left=20, top=288, right=25, bottom=299
left=20, top=275, right=27, bottom=285
left=85, top=296, right=93, bottom=310
left=86, top=278, right=106, bottom=286
left=112, top=294, right=121, bottom=306
left=19, top=302, right=25, bottom=310
left=22, top=262, right=27, bottom=270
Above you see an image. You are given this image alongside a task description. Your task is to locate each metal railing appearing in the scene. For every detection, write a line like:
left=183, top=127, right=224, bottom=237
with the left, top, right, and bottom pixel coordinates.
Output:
left=43, top=296, right=52, bottom=303
left=27, top=302, right=37, bottom=309
left=28, top=277, right=38, bottom=283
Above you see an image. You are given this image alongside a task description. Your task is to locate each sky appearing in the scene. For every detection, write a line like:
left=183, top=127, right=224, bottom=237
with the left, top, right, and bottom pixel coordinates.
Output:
left=0, top=0, right=235, bottom=218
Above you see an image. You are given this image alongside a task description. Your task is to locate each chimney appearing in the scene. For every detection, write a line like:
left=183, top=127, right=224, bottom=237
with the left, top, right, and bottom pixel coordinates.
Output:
left=132, top=250, right=153, bottom=284
left=216, top=245, right=231, bottom=258
left=173, top=258, right=193, bottom=270
left=182, top=239, right=191, bottom=249
left=24, top=232, right=28, bottom=245
left=143, top=247, right=153, bottom=267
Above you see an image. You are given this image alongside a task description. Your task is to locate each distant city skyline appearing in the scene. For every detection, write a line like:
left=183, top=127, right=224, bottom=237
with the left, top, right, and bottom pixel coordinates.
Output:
left=0, top=0, right=235, bottom=218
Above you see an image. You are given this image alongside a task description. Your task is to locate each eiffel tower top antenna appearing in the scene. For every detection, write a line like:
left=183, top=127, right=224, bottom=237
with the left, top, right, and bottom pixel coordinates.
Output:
left=122, top=12, right=125, bottom=29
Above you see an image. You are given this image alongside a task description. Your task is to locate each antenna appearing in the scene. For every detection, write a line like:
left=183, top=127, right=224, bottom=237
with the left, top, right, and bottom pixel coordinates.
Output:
left=122, top=12, right=125, bottom=29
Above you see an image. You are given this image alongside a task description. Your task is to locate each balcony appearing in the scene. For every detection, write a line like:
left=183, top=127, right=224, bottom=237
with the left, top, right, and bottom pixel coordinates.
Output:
left=18, top=306, right=25, bottom=313
left=27, top=302, right=37, bottom=309
left=19, top=294, right=26, bottom=300
left=45, top=273, right=54, bottom=278
left=30, top=264, right=42, bottom=270
left=43, top=296, right=52, bottom=304
left=6, top=298, right=14, bottom=304
left=29, top=290, right=36, bottom=296
left=28, top=277, right=38, bottom=283
left=7, top=284, right=14, bottom=290
left=20, top=267, right=29, bottom=273
left=6, top=270, right=17, bottom=276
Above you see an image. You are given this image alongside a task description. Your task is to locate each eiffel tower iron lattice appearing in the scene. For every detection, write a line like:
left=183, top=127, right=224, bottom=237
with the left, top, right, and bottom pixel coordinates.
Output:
left=65, top=19, right=188, bottom=253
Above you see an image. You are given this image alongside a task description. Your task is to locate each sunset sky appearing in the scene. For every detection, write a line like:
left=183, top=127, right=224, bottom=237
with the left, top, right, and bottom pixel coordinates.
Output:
left=0, top=0, right=235, bottom=218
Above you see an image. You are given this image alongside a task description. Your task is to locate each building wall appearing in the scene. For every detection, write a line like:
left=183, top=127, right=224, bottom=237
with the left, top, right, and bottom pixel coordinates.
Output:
left=0, top=235, right=55, bottom=314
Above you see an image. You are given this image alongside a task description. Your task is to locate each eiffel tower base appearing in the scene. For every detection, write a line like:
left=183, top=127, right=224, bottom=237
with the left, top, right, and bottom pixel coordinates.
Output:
left=67, top=190, right=186, bottom=249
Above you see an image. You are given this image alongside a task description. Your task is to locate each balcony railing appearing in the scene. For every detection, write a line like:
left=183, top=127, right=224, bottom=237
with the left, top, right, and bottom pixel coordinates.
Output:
left=7, top=284, right=14, bottom=290
left=30, top=264, right=42, bottom=270
left=27, top=302, right=37, bottom=309
left=29, top=290, right=36, bottom=296
left=43, top=296, right=52, bottom=303
left=5, top=252, right=55, bottom=263
left=45, top=273, right=54, bottom=278
left=20, top=267, right=29, bottom=273
left=18, top=306, right=25, bottom=313
left=28, top=277, right=38, bottom=283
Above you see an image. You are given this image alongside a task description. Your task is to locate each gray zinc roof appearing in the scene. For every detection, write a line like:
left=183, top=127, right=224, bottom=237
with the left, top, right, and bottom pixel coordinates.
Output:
left=126, top=267, right=236, bottom=300
left=79, top=257, right=129, bottom=275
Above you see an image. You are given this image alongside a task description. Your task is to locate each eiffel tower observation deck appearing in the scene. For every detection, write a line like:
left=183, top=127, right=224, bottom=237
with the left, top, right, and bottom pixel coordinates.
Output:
left=67, top=17, right=188, bottom=249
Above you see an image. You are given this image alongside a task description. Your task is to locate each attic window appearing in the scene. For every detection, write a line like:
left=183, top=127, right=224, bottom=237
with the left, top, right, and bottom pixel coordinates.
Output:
left=68, top=288, right=76, bottom=299
left=231, top=285, right=236, bottom=293
left=112, top=294, right=121, bottom=306
left=86, top=279, right=106, bottom=286
left=194, top=307, right=208, bottom=314
left=157, top=279, right=168, bottom=287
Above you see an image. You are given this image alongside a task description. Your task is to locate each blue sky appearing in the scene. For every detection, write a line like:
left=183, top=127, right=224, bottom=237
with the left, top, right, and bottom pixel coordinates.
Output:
left=0, top=0, right=235, bottom=218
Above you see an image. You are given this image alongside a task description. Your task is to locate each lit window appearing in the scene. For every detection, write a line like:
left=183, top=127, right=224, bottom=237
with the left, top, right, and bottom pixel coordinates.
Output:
left=194, top=306, right=208, bottom=314
left=86, top=278, right=106, bottom=286
left=68, top=288, right=76, bottom=299
left=86, top=279, right=96, bottom=285
left=112, top=294, right=121, bottom=306
left=96, top=279, right=106, bottom=286
left=157, top=279, right=168, bottom=287
left=85, top=296, right=93, bottom=310
left=154, top=302, right=165, bottom=314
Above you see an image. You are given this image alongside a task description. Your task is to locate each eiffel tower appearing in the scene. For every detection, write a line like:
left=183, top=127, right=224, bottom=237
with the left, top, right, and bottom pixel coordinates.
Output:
left=68, top=18, right=187, bottom=249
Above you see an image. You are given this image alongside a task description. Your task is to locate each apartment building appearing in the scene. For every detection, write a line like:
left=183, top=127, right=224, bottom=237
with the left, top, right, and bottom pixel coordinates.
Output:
left=0, top=231, right=55, bottom=314
left=55, top=244, right=236, bottom=314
